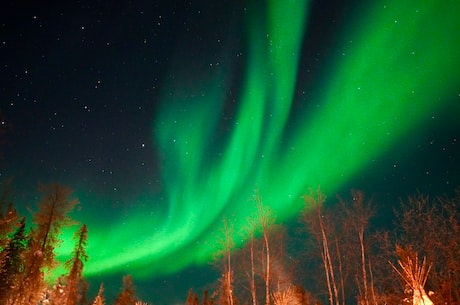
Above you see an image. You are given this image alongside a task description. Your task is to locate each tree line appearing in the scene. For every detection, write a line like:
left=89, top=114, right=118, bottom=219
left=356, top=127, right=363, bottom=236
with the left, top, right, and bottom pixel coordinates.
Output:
left=204, top=187, right=460, bottom=305
left=1, top=179, right=460, bottom=305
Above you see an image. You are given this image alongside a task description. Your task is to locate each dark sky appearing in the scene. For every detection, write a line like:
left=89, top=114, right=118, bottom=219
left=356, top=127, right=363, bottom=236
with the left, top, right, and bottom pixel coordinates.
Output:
left=1, top=1, right=460, bottom=304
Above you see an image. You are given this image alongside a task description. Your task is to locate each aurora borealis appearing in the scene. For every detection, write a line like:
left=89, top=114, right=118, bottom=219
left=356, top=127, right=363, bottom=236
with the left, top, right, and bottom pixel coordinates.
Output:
left=2, top=0, right=460, bottom=303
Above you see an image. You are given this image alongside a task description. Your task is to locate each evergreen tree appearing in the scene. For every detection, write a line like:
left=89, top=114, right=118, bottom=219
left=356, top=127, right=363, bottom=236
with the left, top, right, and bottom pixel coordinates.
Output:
left=0, top=181, right=19, bottom=257
left=63, top=224, right=89, bottom=305
left=0, top=202, right=18, bottom=244
left=0, top=201, right=19, bottom=278
left=92, top=283, right=105, bottom=305
left=0, top=217, right=27, bottom=303
left=114, top=275, right=137, bottom=305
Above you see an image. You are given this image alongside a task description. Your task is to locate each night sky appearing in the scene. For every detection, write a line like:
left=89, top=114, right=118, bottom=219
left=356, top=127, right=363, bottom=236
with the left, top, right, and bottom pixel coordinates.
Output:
left=1, top=1, right=460, bottom=304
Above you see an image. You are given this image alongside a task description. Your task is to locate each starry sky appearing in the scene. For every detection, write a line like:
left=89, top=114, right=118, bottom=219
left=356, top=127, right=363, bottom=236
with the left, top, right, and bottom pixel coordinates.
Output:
left=1, top=0, right=460, bottom=304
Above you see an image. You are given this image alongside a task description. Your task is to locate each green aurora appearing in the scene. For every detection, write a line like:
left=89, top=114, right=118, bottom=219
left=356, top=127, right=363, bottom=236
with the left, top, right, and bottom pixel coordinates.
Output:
left=53, top=0, right=460, bottom=280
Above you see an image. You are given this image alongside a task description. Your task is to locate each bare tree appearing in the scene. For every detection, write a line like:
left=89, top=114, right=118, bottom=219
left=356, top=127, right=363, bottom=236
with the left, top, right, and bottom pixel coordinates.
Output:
left=302, top=188, right=340, bottom=305
left=215, top=219, right=235, bottom=305
left=254, top=189, right=274, bottom=305
left=339, top=190, right=375, bottom=305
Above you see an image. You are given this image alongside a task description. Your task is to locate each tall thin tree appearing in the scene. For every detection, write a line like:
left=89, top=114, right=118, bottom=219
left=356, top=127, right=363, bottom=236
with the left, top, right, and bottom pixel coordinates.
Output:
left=302, top=188, right=340, bottom=305
left=64, top=224, right=89, bottom=305
left=11, top=183, right=78, bottom=305
left=216, top=219, right=235, bottom=305
left=254, top=190, right=273, bottom=305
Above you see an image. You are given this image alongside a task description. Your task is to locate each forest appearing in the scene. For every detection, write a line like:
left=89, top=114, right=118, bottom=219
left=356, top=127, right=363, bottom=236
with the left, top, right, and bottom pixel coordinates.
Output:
left=1, top=179, right=460, bottom=305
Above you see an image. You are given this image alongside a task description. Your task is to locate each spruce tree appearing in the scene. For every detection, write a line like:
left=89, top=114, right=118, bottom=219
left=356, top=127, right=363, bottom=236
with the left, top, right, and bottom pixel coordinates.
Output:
left=114, top=275, right=137, bottom=305
left=0, top=202, right=19, bottom=261
left=92, top=283, right=105, bottom=305
left=64, top=224, right=89, bottom=305
left=0, top=217, right=27, bottom=303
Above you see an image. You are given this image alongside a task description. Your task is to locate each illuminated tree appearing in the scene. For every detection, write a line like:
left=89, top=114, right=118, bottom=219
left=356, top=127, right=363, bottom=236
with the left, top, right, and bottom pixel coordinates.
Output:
left=63, top=224, right=89, bottom=305
left=302, top=188, right=341, bottom=305
left=10, top=182, right=78, bottom=305
left=339, top=190, right=376, bottom=305
left=302, top=188, right=381, bottom=305
left=185, top=289, right=200, bottom=305
left=186, top=289, right=213, bottom=305
left=254, top=190, right=274, bottom=305
left=215, top=219, right=235, bottom=305
left=92, top=283, right=105, bottom=305
left=114, top=275, right=137, bottom=305
left=242, top=216, right=258, bottom=305
left=232, top=191, right=291, bottom=305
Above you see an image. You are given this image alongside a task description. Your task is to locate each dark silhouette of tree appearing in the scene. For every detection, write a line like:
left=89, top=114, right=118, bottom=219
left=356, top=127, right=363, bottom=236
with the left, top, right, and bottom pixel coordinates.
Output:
left=114, top=275, right=137, bottom=305
left=63, top=224, right=89, bottom=305
left=368, top=230, right=401, bottom=304
left=0, top=202, right=19, bottom=267
left=10, top=182, right=78, bottom=305
left=0, top=179, right=18, bottom=254
left=0, top=217, right=27, bottom=303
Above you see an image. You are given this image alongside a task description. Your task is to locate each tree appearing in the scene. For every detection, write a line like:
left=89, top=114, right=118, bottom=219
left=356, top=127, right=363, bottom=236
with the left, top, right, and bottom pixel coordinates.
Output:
left=215, top=219, right=235, bottom=305
left=339, top=190, right=375, bottom=305
left=302, top=188, right=341, bottom=305
left=0, top=217, right=27, bottom=303
left=185, top=289, right=200, bottom=305
left=10, top=182, right=78, bottom=305
left=114, top=275, right=137, bottom=305
left=63, top=224, right=89, bottom=305
left=185, top=289, right=213, bottom=305
left=0, top=201, right=20, bottom=275
left=92, top=283, right=106, bottom=305
left=231, top=190, right=290, bottom=305
left=243, top=215, right=258, bottom=305
left=0, top=179, right=19, bottom=255
left=254, top=190, right=274, bottom=305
